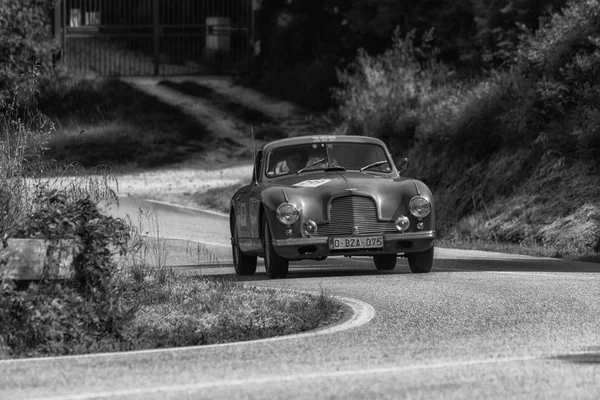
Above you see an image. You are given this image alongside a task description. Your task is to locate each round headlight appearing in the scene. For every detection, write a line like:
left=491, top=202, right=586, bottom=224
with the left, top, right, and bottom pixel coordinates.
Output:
left=276, top=203, right=300, bottom=225
left=409, top=196, right=431, bottom=218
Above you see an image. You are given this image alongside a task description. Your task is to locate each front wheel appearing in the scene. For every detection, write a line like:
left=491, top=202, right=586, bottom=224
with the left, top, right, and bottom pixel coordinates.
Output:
left=262, top=215, right=289, bottom=279
left=407, top=246, right=434, bottom=273
left=373, top=254, right=397, bottom=270
left=231, top=215, right=257, bottom=276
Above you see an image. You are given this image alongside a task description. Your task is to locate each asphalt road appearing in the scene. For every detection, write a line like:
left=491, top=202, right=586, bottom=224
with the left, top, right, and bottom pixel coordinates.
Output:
left=1, top=198, right=599, bottom=399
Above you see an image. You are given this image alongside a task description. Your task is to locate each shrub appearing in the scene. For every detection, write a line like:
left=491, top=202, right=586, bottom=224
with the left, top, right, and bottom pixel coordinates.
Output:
left=14, top=189, right=131, bottom=326
left=334, top=29, right=457, bottom=143
left=1, top=189, right=133, bottom=357
left=0, top=0, right=58, bottom=107
left=0, top=282, right=126, bottom=357
left=515, top=0, right=600, bottom=159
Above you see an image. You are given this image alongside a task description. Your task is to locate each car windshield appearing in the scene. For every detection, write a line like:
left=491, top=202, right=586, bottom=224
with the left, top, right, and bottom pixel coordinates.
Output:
left=265, top=142, right=392, bottom=177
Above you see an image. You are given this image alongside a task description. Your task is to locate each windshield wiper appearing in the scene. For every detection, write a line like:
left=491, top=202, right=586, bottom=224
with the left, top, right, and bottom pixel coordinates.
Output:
left=297, top=158, right=327, bottom=174
left=359, top=160, right=389, bottom=172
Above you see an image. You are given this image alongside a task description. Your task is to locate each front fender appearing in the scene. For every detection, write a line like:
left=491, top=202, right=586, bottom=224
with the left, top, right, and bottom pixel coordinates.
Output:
left=260, top=188, right=290, bottom=239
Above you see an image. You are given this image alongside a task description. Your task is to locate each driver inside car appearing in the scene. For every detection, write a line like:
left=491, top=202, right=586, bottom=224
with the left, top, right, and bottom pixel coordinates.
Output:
left=273, top=147, right=309, bottom=175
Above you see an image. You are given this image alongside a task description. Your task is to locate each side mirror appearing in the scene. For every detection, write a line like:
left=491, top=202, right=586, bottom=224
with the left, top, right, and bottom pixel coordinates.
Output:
left=396, top=157, right=408, bottom=173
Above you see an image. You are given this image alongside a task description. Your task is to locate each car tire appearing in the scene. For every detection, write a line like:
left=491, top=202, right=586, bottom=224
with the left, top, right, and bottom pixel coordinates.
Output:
left=231, top=215, right=257, bottom=276
left=407, top=246, right=434, bottom=273
left=262, top=215, right=289, bottom=279
left=373, top=254, right=397, bottom=270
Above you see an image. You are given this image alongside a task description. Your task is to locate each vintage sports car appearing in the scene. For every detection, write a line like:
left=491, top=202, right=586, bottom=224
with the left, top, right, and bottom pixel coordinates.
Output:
left=230, top=135, right=435, bottom=279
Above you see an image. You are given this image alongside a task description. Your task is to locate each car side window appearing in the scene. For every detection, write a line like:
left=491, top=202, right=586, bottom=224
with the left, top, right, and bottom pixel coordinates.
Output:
left=252, top=150, right=262, bottom=182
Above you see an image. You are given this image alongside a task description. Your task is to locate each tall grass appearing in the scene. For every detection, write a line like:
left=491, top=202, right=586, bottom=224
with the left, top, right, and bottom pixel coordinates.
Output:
left=0, top=82, right=52, bottom=242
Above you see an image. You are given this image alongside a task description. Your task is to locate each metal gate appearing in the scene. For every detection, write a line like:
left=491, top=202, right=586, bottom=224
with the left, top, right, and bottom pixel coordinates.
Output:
left=55, top=0, right=254, bottom=76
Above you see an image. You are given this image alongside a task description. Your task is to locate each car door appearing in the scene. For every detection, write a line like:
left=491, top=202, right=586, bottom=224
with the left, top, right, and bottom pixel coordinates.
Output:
left=248, top=150, right=264, bottom=243
left=236, top=150, right=263, bottom=252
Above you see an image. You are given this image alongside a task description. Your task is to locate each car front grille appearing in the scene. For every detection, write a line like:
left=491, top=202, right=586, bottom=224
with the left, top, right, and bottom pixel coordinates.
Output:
left=316, top=195, right=397, bottom=236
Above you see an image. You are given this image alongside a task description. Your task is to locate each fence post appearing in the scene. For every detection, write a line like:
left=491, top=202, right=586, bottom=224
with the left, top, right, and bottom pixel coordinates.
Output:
left=62, top=0, right=67, bottom=62
left=153, top=0, right=159, bottom=76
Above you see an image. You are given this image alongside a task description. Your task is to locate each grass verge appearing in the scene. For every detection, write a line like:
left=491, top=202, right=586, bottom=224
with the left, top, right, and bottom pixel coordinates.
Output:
left=122, top=273, right=343, bottom=349
left=189, top=183, right=245, bottom=214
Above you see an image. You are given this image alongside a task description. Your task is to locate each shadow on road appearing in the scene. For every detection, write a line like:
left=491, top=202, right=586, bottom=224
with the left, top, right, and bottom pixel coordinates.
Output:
left=552, top=347, right=600, bottom=364
left=174, top=263, right=407, bottom=282
left=173, top=255, right=600, bottom=283
left=435, top=257, right=600, bottom=273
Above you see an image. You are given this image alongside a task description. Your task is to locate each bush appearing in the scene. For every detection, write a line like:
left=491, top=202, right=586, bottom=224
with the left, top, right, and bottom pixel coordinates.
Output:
left=0, top=189, right=133, bottom=357
left=0, top=0, right=58, bottom=108
left=15, top=189, right=131, bottom=325
left=334, top=29, right=457, bottom=142
left=515, top=0, right=600, bottom=159
left=0, top=282, right=126, bottom=357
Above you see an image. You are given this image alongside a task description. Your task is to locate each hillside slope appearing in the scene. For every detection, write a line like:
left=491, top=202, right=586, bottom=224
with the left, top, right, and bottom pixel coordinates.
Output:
left=335, top=0, right=600, bottom=260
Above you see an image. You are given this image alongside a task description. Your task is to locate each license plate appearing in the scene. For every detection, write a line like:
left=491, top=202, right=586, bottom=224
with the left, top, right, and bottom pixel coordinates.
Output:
left=329, top=236, right=383, bottom=250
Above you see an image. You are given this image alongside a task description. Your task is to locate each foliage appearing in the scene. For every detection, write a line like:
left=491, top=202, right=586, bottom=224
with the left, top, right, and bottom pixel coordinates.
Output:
left=514, top=0, right=600, bottom=159
left=0, top=282, right=128, bottom=357
left=334, top=28, right=457, bottom=144
left=0, top=191, right=133, bottom=357
left=0, top=81, right=54, bottom=243
left=471, top=0, right=567, bottom=67
left=335, top=0, right=600, bottom=255
left=0, top=189, right=134, bottom=357
left=0, top=0, right=58, bottom=107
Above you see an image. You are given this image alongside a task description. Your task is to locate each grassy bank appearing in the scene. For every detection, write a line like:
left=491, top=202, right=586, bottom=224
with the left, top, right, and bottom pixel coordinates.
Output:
left=38, top=78, right=213, bottom=170
left=334, top=3, right=600, bottom=262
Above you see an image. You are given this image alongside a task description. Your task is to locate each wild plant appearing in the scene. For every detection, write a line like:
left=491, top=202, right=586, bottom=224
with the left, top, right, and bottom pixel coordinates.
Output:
left=334, top=28, right=457, bottom=143
left=0, top=82, right=53, bottom=244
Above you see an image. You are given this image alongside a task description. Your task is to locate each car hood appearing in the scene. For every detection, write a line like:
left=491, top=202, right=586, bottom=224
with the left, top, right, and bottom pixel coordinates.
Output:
left=262, top=171, right=432, bottom=221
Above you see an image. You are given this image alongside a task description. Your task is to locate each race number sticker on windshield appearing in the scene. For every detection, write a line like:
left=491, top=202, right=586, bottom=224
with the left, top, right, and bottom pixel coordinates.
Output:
left=293, top=179, right=331, bottom=188
left=312, top=136, right=336, bottom=143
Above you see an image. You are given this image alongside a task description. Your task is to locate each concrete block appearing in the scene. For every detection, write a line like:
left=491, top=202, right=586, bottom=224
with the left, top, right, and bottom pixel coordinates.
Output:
left=0, top=239, right=78, bottom=281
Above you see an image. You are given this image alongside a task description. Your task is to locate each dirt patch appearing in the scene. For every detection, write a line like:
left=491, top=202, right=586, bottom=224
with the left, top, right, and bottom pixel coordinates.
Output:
left=159, top=80, right=276, bottom=126
left=116, top=76, right=336, bottom=211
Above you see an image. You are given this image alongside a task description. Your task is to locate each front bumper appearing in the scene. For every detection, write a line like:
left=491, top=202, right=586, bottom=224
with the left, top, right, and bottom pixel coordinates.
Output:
left=272, top=231, right=435, bottom=260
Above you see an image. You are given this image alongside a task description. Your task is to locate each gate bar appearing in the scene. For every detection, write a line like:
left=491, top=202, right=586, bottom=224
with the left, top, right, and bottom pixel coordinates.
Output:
left=153, top=0, right=159, bottom=76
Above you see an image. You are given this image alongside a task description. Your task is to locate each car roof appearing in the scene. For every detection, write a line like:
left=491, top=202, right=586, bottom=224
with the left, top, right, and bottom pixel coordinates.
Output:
left=260, top=135, right=387, bottom=153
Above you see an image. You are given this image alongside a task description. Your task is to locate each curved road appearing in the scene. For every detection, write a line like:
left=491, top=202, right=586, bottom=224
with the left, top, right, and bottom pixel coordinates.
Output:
left=1, top=198, right=599, bottom=399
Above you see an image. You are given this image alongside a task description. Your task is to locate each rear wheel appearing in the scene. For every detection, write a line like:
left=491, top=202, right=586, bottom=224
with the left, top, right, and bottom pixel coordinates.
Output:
left=407, top=246, right=434, bottom=273
left=373, top=254, right=397, bottom=270
left=231, top=215, right=257, bottom=276
left=262, top=215, right=289, bottom=279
